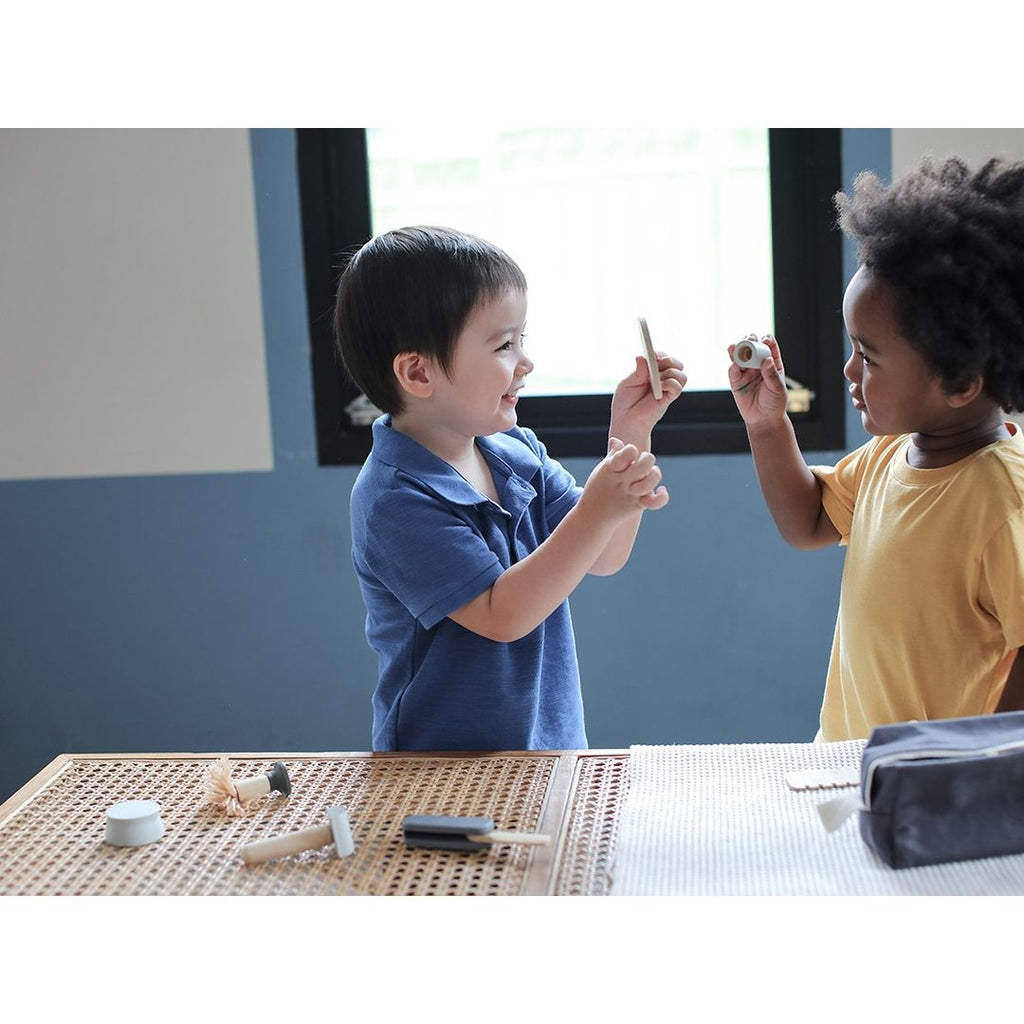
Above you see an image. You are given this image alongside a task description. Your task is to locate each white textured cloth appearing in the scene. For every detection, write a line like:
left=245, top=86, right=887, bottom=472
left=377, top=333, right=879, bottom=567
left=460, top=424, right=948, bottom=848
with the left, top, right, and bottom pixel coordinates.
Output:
left=610, top=741, right=1024, bottom=895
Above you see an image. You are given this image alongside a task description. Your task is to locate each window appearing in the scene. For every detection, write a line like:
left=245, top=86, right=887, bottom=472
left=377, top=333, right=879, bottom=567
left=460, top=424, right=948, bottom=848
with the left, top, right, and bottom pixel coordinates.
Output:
left=297, top=128, right=844, bottom=464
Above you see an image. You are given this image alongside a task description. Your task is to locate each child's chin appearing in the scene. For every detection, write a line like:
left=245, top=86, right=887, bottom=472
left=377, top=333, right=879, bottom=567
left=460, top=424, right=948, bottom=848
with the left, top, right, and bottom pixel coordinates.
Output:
left=483, top=410, right=517, bottom=434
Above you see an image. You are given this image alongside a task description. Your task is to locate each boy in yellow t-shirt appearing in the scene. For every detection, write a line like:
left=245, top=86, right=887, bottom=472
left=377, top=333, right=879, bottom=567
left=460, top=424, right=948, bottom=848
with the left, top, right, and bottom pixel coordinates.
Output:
left=729, top=155, right=1024, bottom=741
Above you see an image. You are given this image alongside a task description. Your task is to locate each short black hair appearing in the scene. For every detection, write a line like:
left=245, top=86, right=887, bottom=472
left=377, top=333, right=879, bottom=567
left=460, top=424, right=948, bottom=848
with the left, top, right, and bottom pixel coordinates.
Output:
left=334, top=225, right=528, bottom=416
left=835, top=155, right=1024, bottom=411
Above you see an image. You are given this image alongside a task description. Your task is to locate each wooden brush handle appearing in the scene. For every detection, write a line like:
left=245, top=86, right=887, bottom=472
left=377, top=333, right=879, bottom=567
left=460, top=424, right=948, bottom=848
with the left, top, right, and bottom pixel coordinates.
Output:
left=468, top=831, right=551, bottom=847
left=233, top=774, right=272, bottom=802
left=239, top=823, right=333, bottom=865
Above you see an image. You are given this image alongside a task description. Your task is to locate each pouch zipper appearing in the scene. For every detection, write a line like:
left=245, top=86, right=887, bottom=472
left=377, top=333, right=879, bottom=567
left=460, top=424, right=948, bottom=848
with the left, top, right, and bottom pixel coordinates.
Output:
left=863, top=737, right=1024, bottom=810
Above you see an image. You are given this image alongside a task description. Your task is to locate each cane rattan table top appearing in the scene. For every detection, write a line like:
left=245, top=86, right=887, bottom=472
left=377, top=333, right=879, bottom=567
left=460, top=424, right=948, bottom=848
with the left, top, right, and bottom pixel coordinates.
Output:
left=0, top=750, right=628, bottom=896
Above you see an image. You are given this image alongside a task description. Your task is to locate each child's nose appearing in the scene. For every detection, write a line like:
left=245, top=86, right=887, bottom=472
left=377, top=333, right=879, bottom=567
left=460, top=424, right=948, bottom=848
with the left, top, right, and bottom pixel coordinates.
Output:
left=843, top=349, right=859, bottom=383
left=519, top=351, right=534, bottom=375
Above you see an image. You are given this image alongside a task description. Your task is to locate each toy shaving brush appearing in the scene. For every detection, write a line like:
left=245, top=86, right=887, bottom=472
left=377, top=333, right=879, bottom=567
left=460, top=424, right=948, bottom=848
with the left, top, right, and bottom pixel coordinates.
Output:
left=204, top=757, right=292, bottom=816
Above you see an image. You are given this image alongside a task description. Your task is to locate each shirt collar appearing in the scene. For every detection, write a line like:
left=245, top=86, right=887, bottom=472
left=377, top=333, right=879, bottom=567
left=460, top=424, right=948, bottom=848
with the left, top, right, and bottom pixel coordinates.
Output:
left=369, top=416, right=541, bottom=508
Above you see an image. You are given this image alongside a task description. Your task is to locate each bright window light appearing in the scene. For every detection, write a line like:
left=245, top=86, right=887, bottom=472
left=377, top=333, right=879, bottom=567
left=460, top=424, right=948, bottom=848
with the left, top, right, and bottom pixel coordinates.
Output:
left=365, top=127, right=774, bottom=396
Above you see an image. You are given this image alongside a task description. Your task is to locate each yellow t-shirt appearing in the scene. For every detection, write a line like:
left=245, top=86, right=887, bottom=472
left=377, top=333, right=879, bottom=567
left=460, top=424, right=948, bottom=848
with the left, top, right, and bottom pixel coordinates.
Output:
left=809, top=423, right=1024, bottom=741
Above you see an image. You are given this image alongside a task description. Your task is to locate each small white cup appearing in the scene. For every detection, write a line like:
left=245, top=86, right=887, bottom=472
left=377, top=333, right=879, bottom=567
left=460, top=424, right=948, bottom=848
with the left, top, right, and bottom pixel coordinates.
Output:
left=105, top=799, right=165, bottom=847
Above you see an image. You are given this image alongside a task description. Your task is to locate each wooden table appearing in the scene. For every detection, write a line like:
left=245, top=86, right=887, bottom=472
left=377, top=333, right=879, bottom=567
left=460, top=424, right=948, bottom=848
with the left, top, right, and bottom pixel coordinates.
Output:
left=0, top=750, right=628, bottom=896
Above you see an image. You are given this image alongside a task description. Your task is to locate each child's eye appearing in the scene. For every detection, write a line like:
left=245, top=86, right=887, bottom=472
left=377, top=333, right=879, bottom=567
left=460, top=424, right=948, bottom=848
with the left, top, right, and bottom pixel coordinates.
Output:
left=497, top=332, right=526, bottom=352
left=860, top=351, right=873, bottom=366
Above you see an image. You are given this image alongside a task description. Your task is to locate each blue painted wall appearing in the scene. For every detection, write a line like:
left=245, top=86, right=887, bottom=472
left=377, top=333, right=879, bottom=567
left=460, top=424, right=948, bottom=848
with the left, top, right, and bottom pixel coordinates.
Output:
left=0, top=129, right=888, bottom=802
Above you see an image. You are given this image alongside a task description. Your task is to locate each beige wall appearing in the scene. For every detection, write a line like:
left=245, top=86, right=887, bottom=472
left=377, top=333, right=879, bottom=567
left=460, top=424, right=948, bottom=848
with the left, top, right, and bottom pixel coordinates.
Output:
left=892, top=128, right=1024, bottom=176
left=0, top=129, right=273, bottom=480
left=892, top=129, right=1024, bottom=429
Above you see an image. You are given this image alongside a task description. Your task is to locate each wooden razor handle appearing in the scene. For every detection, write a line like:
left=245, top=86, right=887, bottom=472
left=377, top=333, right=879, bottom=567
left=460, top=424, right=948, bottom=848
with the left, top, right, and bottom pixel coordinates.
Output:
left=239, top=823, right=333, bottom=865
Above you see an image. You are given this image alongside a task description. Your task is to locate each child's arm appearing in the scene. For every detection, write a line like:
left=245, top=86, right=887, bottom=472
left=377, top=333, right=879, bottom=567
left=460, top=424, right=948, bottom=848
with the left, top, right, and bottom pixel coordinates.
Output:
left=729, top=335, right=840, bottom=550
left=588, top=353, right=687, bottom=575
left=448, top=439, right=667, bottom=643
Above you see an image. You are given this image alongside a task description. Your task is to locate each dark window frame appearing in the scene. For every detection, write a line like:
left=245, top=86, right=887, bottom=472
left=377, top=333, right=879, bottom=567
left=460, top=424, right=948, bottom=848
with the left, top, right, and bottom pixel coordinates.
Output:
left=297, top=128, right=845, bottom=464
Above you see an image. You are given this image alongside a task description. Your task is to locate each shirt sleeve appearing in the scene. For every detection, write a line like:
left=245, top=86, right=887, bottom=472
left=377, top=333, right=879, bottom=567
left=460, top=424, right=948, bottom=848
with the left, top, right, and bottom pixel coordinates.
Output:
left=358, top=483, right=504, bottom=630
left=808, top=438, right=880, bottom=543
left=979, top=506, right=1024, bottom=650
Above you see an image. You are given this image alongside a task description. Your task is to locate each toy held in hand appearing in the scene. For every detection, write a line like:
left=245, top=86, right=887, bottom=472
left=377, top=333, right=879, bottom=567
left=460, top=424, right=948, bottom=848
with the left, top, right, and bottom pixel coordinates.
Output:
left=637, top=316, right=663, bottom=398
left=733, top=333, right=771, bottom=369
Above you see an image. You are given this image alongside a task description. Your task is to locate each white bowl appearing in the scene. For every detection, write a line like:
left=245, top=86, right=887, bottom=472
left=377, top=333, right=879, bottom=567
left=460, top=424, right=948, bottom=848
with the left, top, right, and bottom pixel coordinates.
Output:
left=105, top=799, right=165, bottom=847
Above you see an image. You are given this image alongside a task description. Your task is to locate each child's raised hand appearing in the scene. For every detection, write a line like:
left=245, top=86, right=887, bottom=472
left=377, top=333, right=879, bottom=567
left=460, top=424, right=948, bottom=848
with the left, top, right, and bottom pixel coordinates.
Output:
left=579, top=437, right=669, bottom=522
left=610, top=353, right=687, bottom=439
left=728, top=333, right=788, bottom=425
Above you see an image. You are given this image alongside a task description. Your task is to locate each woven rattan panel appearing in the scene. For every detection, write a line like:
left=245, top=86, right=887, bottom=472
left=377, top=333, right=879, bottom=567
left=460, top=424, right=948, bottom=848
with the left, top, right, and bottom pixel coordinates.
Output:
left=552, top=753, right=628, bottom=896
left=0, top=754, right=566, bottom=896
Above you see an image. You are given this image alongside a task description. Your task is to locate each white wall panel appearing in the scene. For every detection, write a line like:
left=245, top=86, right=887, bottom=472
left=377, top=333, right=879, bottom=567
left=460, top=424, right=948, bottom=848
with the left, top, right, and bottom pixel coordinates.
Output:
left=0, top=129, right=273, bottom=480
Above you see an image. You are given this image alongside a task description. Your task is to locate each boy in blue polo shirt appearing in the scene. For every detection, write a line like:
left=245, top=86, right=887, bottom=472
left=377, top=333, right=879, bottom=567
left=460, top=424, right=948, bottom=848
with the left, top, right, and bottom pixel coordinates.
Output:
left=335, top=226, right=686, bottom=751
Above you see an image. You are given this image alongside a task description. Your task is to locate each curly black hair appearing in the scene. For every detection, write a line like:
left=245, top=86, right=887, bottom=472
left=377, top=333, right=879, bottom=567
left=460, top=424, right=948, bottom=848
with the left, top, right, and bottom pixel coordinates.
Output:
left=835, top=155, right=1024, bottom=412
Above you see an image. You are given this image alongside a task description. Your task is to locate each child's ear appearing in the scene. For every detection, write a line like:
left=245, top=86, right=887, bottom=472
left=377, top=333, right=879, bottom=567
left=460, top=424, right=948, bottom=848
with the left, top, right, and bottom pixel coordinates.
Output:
left=393, top=352, right=435, bottom=398
left=946, top=374, right=985, bottom=408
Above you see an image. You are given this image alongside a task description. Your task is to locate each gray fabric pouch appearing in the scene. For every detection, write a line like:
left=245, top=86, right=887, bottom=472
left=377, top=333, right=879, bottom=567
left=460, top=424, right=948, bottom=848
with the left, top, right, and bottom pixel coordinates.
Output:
left=858, top=711, right=1024, bottom=869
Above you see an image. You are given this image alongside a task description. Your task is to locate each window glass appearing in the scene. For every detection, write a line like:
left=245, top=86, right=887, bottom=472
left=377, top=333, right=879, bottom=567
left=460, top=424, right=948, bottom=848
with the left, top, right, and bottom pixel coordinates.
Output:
left=365, top=127, right=773, bottom=395
left=295, top=128, right=844, bottom=464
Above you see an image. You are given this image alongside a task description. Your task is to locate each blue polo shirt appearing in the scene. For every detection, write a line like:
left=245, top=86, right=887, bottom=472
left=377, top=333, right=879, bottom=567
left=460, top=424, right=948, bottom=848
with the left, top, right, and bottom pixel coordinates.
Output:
left=350, top=415, right=588, bottom=752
